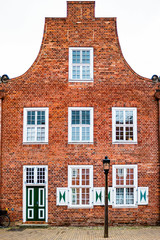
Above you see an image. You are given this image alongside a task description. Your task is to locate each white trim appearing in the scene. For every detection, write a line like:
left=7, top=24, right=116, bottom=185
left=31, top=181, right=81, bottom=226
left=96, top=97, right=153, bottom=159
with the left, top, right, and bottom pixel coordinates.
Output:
left=69, top=47, right=94, bottom=82
left=23, top=165, right=48, bottom=223
left=112, top=165, right=138, bottom=208
left=68, top=165, right=93, bottom=208
left=112, top=107, right=137, bottom=144
left=23, top=107, right=49, bottom=144
left=68, top=107, right=94, bottom=143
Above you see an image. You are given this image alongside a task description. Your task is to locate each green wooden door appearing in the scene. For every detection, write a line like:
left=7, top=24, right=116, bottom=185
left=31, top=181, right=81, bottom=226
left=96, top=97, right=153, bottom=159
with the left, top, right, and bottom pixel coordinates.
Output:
left=26, top=187, right=45, bottom=221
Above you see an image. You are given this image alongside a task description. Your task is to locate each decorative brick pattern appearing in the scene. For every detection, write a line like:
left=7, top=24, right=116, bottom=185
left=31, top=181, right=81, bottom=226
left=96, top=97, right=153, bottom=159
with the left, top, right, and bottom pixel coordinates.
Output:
left=0, top=1, right=159, bottom=226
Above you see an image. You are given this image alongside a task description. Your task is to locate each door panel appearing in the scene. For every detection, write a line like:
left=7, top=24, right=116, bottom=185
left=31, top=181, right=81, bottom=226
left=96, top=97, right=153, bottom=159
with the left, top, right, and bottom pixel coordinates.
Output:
left=39, top=209, right=44, bottom=219
left=26, top=187, right=45, bottom=221
left=28, top=209, right=34, bottom=219
left=28, top=188, right=34, bottom=207
left=39, top=188, right=44, bottom=207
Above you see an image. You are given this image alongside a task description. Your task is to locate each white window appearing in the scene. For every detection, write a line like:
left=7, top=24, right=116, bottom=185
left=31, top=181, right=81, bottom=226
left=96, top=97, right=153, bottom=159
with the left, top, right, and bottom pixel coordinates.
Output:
left=68, top=107, right=93, bottom=143
left=69, top=47, right=93, bottom=81
left=112, top=165, right=137, bottom=207
left=68, top=165, right=93, bottom=208
left=24, top=166, right=47, bottom=184
left=23, top=108, right=49, bottom=143
left=112, top=107, right=137, bottom=143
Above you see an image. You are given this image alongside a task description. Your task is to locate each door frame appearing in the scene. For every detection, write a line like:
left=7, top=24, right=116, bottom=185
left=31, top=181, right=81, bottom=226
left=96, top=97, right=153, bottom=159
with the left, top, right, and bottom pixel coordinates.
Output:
left=23, top=165, right=48, bottom=223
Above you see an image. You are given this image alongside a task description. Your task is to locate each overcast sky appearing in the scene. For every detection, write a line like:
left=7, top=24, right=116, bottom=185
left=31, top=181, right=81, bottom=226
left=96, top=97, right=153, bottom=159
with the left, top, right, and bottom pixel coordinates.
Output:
left=0, top=0, right=160, bottom=79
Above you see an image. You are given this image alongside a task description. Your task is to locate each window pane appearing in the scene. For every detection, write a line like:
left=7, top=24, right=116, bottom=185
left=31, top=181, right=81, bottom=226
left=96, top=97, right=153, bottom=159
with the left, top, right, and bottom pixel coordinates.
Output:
left=26, top=168, right=34, bottom=183
left=70, top=166, right=92, bottom=206
left=72, top=127, right=80, bottom=141
left=27, top=111, right=35, bottom=125
left=82, top=168, right=90, bottom=186
left=116, top=188, right=124, bottom=205
left=37, top=111, right=45, bottom=125
left=116, top=127, right=124, bottom=140
left=116, top=111, right=123, bottom=124
left=126, top=168, right=134, bottom=185
left=126, top=188, right=134, bottom=204
left=37, top=127, right=45, bottom=141
left=125, top=111, right=133, bottom=124
left=82, top=127, right=90, bottom=141
left=71, top=169, right=80, bottom=185
left=37, top=167, right=45, bottom=183
left=72, top=188, right=80, bottom=205
left=72, top=111, right=80, bottom=124
left=82, top=188, right=90, bottom=205
left=82, top=50, right=90, bottom=64
left=72, top=66, right=80, bottom=79
left=27, top=127, right=35, bottom=141
left=82, top=66, right=90, bottom=79
left=82, top=111, right=90, bottom=124
left=125, top=127, right=133, bottom=141
left=116, top=169, right=124, bottom=185
left=72, top=50, right=80, bottom=63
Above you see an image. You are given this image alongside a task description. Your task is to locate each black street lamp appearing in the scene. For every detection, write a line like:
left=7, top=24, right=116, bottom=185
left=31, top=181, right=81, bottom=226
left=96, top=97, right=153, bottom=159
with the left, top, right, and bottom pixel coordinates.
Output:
left=103, top=156, right=110, bottom=238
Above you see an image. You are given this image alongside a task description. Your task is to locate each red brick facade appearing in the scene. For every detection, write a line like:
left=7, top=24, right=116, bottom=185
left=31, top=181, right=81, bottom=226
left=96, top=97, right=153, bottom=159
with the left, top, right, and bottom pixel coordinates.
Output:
left=0, top=1, right=159, bottom=226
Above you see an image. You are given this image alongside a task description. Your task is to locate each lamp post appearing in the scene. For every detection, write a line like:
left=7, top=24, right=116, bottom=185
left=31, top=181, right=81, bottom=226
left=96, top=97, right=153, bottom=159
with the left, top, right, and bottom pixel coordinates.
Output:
left=103, top=156, right=110, bottom=238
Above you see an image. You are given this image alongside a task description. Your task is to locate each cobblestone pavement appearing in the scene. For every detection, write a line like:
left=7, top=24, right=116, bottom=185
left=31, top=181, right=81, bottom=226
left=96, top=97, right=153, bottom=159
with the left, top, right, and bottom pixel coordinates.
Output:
left=0, top=226, right=159, bottom=240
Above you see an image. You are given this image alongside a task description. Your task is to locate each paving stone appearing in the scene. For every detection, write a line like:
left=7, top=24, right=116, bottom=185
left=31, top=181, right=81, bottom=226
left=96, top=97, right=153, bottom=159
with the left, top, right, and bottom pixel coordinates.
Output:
left=0, top=226, right=159, bottom=240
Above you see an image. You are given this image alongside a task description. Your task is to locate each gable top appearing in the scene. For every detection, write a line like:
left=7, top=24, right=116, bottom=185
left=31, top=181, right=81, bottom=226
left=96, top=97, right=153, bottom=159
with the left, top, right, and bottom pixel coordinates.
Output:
left=67, top=1, right=95, bottom=20
left=2, top=1, right=152, bottom=83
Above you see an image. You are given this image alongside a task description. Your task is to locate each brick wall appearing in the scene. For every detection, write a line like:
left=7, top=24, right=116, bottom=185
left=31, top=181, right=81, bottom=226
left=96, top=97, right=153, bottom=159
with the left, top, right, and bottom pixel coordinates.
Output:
left=0, top=1, right=159, bottom=225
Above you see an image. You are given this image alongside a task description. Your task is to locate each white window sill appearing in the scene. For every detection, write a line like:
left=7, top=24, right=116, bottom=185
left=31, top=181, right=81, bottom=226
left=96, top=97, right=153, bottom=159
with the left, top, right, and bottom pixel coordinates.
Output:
left=23, top=142, right=48, bottom=145
left=68, top=142, right=94, bottom=145
left=69, top=79, right=93, bottom=82
left=112, top=205, right=138, bottom=208
left=112, top=141, right=137, bottom=144
left=68, top=205, right=93, bottom=209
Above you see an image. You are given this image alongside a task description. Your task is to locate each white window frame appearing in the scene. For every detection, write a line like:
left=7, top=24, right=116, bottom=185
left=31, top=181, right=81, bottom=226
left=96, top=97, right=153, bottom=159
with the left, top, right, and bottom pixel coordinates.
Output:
left=68, top=107, right=93, bottom=144
left=23, top=107, right=49, bottom=144
left=112, top=107, right=137, bottom=144
left=68, top=165, right=93, bottom=208
left=112, top=165, right=138, bottom=208
left=69, top=47, right=94, bottom=82
left=24, top=166, right=48, bottom=185
left=23, top=165, right=48, bottom=223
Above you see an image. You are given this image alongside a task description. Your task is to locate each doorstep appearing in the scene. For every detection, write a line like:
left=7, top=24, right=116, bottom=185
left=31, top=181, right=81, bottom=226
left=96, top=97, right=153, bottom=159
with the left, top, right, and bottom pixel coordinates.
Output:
left=20, top=223, right=49, bottom=228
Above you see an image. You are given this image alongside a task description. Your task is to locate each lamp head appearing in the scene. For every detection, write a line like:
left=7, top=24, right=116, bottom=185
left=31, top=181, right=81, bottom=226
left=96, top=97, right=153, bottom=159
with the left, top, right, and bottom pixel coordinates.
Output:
left=103, top=156, right=110, bottom=172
